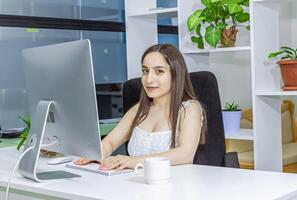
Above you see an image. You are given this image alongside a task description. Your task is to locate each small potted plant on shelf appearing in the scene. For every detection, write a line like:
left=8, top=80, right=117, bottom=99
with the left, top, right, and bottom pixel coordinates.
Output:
left=222, top=101, right=241, bottom=133
left=187, top=0, right=250, bottom=49
left=268, top=46, right=297, bottom=91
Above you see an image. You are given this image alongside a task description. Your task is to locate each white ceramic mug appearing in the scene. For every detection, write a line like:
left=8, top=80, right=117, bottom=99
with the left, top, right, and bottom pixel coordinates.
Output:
left=134, top=157, right=171, bottom=185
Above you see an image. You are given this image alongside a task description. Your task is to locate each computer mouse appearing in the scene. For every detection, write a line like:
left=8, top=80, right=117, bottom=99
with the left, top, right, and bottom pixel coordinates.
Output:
left=47, top=156, right=73, bottom=165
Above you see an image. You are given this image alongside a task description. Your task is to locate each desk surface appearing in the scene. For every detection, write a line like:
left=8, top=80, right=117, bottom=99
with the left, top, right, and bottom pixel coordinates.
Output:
left=1, top=147, right=297, bottom=200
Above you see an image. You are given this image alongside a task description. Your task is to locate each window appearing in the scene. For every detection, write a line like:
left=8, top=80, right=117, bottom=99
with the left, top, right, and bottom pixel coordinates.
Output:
left=0, top=0, right=177, bottom=127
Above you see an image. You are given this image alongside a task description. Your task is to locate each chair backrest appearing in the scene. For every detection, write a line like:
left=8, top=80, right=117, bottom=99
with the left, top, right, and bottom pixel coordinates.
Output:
left=123, top=71, right=226, bottom=167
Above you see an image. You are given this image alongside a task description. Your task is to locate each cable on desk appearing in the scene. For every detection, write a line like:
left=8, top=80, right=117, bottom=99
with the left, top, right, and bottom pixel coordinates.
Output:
left=5, top=145, right=35, bottom=200
left=5, top=138, right=58, bottom=200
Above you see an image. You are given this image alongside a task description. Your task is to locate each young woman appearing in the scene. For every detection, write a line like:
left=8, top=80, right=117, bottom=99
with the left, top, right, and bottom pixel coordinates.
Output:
left=75, top=44, right=206, bottom=170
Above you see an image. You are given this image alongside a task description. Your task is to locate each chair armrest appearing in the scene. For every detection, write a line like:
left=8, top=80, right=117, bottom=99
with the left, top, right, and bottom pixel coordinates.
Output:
left=224, top=152, right=240, bottom=168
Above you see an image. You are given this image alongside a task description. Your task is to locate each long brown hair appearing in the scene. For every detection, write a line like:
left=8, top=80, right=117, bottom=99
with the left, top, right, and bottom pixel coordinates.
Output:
left=129, top=44, right=206, bottom=147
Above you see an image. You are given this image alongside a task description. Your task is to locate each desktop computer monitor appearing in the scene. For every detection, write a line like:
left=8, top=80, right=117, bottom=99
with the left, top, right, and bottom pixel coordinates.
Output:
left=19, top=39, right=102, bottom=182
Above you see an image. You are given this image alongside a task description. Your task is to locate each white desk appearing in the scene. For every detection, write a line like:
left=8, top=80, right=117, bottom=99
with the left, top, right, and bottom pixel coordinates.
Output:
left=1, top=147, right=297, bottom=200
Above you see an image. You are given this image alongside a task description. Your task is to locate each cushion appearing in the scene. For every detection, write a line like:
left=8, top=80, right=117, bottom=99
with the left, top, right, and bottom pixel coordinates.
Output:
left=238, top=142, right=297, bottom=166
left=283, top=142, right=297, bottom=165
left=226, top=140, right=253, bottom=153
left=240, top=119, right=253, bottom=129
left=282, top=110, right=293, bottom=144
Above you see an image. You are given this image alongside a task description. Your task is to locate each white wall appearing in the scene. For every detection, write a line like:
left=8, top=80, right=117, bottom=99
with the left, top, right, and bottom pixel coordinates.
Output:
left=184, top=52, right=252, bottom=110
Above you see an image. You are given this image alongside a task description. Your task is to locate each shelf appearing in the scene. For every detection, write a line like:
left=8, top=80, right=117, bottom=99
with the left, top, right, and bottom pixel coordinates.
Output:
left=127, top=7, right=178, bottom=18
left=182, top=46, right=251, bottom=54
left=255, top=90, right=297, bottom=96
left=225, top=129, right=254, bottom=140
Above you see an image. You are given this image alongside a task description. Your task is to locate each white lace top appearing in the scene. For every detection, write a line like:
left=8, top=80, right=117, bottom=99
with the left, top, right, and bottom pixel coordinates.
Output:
left=127, top=100, right=199, bottom=157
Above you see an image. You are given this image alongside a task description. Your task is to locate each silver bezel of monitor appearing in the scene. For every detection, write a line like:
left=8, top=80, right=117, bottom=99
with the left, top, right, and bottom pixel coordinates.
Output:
left=19, top=39, right=102, bottom=182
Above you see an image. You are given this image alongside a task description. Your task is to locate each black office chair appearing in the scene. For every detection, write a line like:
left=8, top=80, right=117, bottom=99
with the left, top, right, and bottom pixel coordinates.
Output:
left=123, top=71, right=239, bottom=168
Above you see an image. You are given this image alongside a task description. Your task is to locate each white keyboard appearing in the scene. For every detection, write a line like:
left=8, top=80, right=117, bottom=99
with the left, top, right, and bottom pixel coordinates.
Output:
left=66, top=162, right=133, bottom=176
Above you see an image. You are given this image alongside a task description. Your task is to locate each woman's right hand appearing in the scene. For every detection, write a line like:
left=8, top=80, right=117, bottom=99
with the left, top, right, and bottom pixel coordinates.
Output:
left=74, top=157, right=100, bottom=165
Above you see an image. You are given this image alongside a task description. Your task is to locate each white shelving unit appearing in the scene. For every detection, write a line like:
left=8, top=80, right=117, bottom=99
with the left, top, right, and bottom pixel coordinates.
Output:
left=251, top=0, right=297, bottom=171
left=125, top=0, right=297, bottom=172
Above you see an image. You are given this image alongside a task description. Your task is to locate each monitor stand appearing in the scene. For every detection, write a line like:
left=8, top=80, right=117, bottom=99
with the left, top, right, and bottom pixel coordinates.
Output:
left=18, top=101, right=80, bottom=182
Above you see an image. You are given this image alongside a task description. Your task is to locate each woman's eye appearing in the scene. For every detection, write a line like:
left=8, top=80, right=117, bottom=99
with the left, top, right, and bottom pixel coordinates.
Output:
left=142, top=68, right=149, bottom=74
left=155, top=69, right=164, bottom=74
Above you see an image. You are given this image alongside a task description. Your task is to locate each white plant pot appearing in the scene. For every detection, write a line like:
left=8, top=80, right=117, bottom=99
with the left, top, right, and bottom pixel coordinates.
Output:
left=222, top=110, right=242, bottom=133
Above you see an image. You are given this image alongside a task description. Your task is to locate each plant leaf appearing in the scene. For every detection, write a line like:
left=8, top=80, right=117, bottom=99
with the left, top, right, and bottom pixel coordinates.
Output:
left=191, top=36, right=204, bottom=49
left=217, top=23, right=227, bottom=30
left=201, top=6, right=220, bottom=23
left=205, top=25, right=221, bottom=48
left=280, top=46, right=295, bottom=52
left=234, top=12, right=249, bottom=23
left=268, top=51, right=283, bottom=59
left=18, top=115, right=30, bottom=126
left=202, top=0, right=212, bottom=7
left=224, top=101, right=239, bottom=111
left=281, top=55, right=291, bottom=60
left=221, top=0, right=237, bottom=4
left=195, top=24, right=202, bottom=36
left=280, top=46, right=296, bottom=58
left=17, top=132, right=28, bottom=150
left=243, top=0, right=249, bottom=6
left=17, top=115, right=30, bottom=150
left=246, top=26, right=250, bottom=30
left=228, top=3, right=243, bottom=14
left=187, top=10, right=203, bottom=31
left=197, top=38, right=204, bottom=49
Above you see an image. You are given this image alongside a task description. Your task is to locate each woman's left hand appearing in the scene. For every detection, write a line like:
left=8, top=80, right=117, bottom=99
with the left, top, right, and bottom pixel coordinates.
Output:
left=100, top=155, right=140, bottom=171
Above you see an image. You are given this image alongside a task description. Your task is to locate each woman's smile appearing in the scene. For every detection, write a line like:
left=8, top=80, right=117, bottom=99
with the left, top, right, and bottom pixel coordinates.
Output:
left=145, top=86, right=159, bottom=93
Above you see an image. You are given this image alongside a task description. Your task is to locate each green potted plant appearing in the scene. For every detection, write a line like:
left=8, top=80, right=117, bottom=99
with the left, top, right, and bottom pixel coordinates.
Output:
left=222, top=101, right=241, bottom=133
left=17, top=115, right=30, bottom=150
left=187, top=0, right=250, bottom=49
left=268, top=46, right=297, bottom=91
